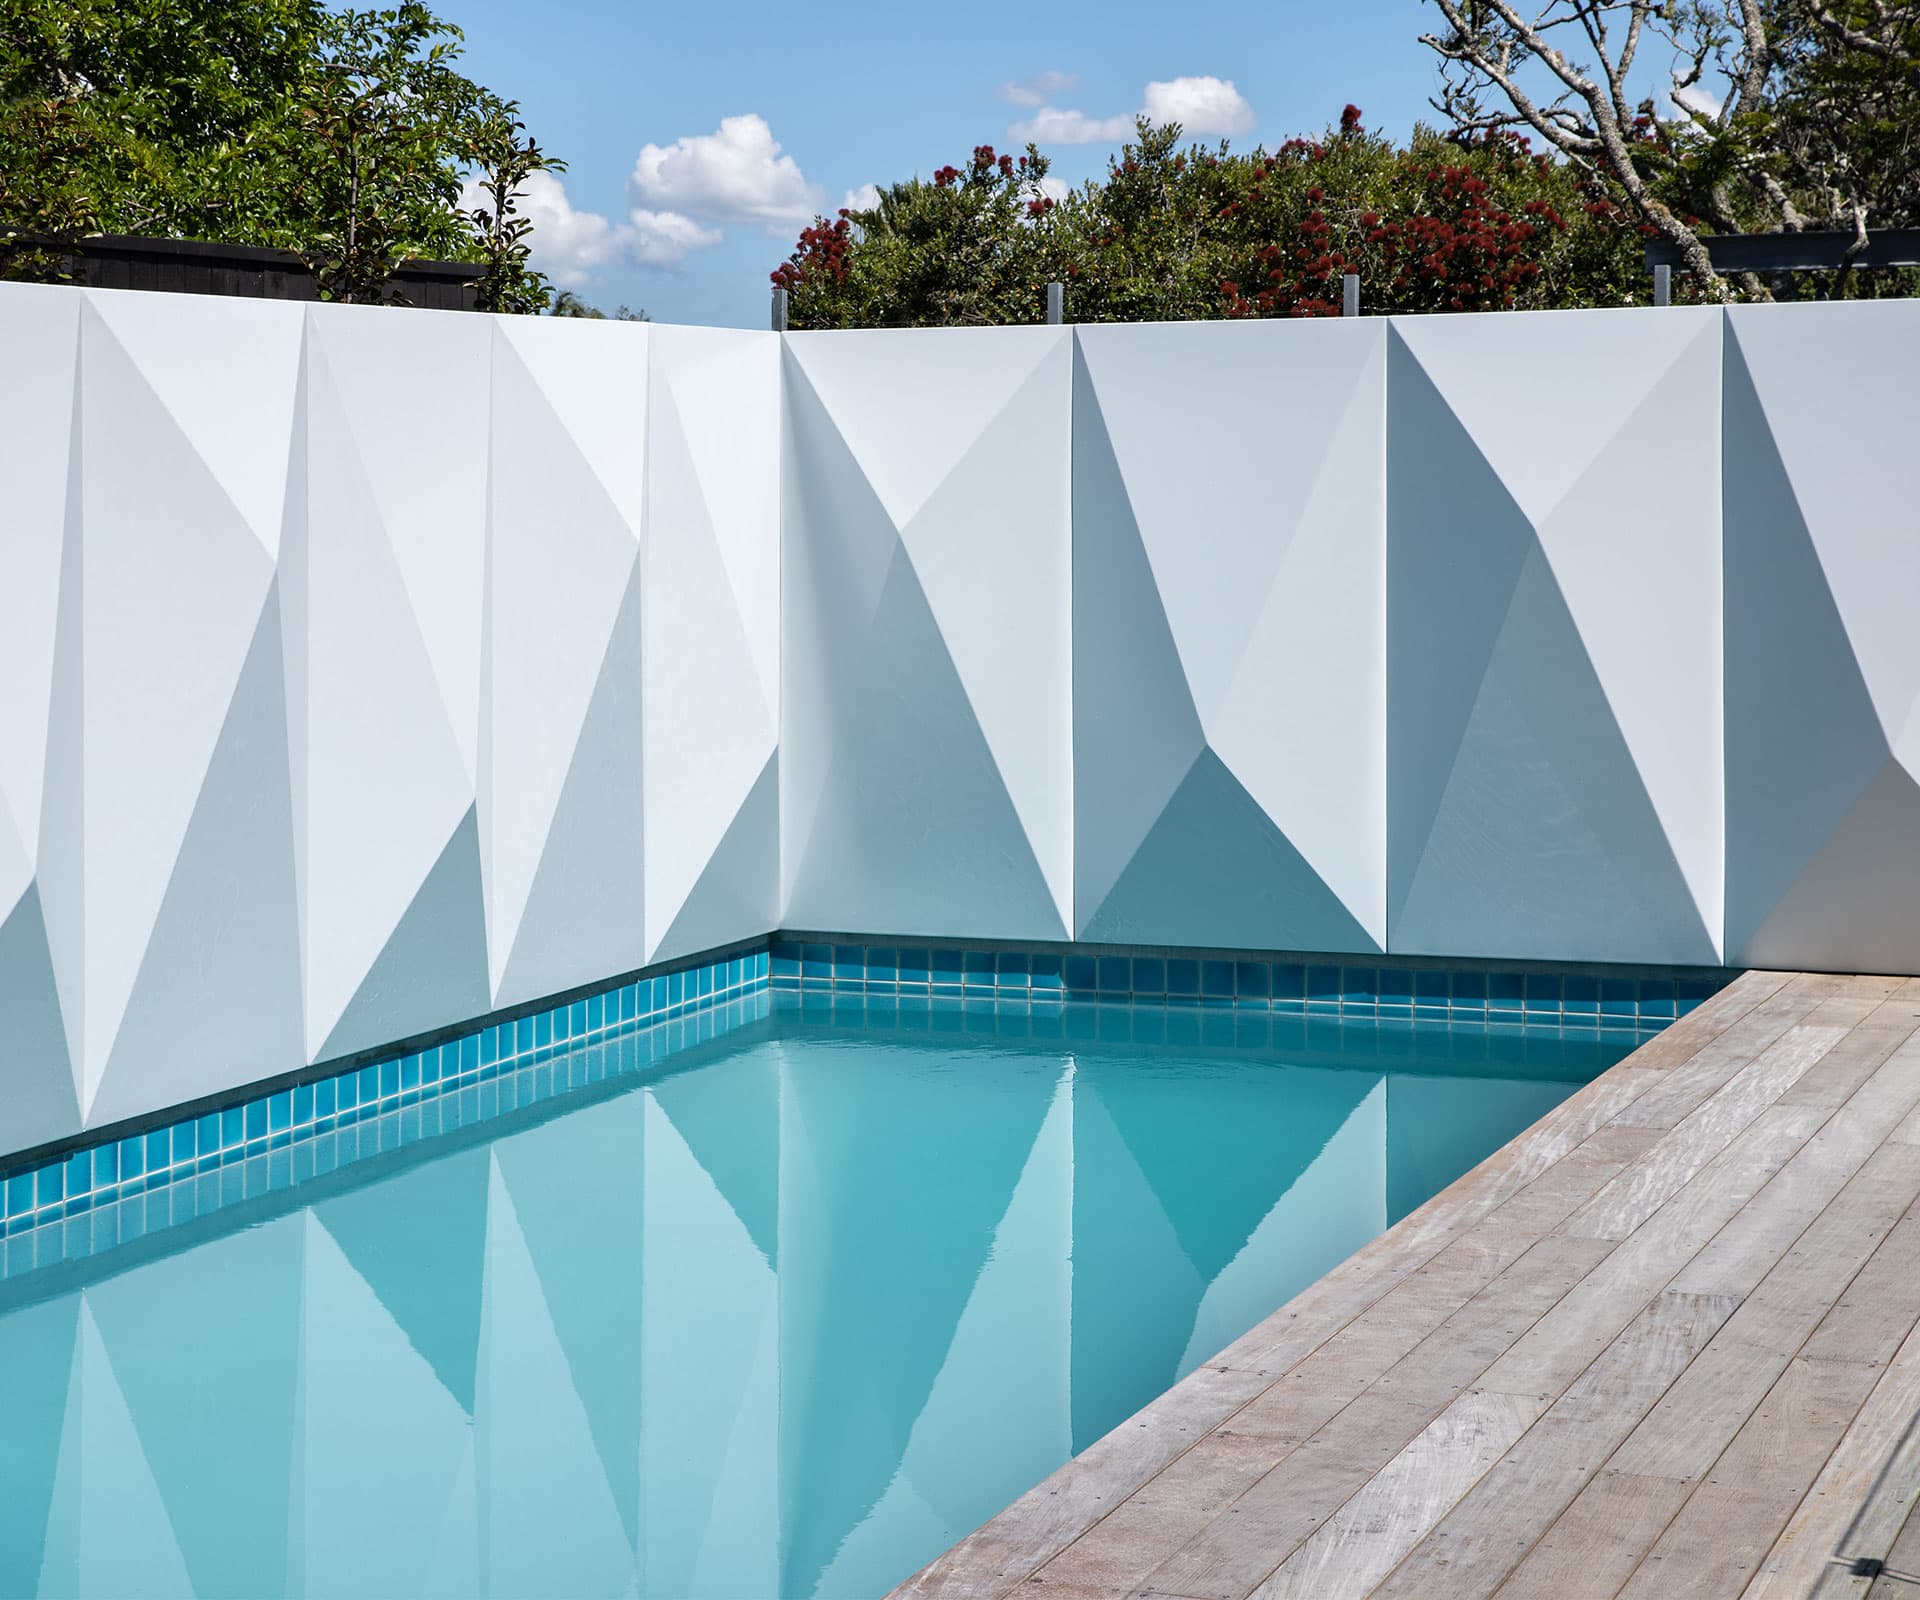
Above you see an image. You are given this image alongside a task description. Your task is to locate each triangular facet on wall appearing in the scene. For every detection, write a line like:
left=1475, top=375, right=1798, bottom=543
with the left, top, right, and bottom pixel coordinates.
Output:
left=1080, top=749, right=1376, bottom=953
left=316, top=807, right=488, bottom=1065
left=90, top=587, right=303, bottom=1128
left=653, top=753, right=779, bottom=968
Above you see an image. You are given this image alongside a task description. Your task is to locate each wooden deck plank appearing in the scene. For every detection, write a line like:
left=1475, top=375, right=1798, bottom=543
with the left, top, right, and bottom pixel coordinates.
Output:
left=886, top=972, right=1920, bottom=1600
left=1366, top=1290, right=1737, bottom=1599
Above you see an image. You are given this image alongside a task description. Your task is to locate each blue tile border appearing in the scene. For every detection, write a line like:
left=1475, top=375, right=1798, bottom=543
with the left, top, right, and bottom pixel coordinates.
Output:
left=0, top=947, right=771, bottom=1255
left=769, top=936, right=1733, bottom=1032
left=0, top=929, right=1736, bottom=1283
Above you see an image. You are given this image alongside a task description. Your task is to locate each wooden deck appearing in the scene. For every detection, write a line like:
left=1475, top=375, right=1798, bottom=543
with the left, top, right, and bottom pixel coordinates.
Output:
left=892, top=970, right=1920, bottom=1600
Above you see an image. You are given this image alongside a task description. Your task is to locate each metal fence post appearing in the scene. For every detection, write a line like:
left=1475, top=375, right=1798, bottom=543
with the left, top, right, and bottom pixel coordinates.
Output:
left=1046, top=282, right=1064, bottom=325
left=1342, top=273, right=1360, bottom=317
left=772, top=285, right=789, bottom=332
left=1653, top=264, right=1671, bottom=307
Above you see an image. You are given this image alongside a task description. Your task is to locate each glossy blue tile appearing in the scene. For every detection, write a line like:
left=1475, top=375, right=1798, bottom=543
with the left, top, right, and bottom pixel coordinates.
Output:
left=1451, top=971, right=1488, bottom=1006
left=1167, top=959, right=1200, bottom=996
left=1029, top=953, right=1063, bottom=990
left=1098, top=956, right=1130, bottom=993
left=1235, top=962, right=1270, bottom=1000
left=1201, top=961, right=1234, bottom=998
left=1341, top=967, right=1379, bottom=1005
left=1132, top=957, right=1165, bottom=995
left=1064, top=955, right=1097, bottom=992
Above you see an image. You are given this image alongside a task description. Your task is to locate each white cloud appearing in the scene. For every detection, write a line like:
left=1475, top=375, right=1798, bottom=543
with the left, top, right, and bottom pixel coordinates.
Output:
left=841, top=182, right=883, bottom=213
left=1001, top=70, right=1079, bottom=109
left=1032, top=176, right=1070, bottom=204
left=460, top=169, right=724, bottom=284
left=1008, top=106, right=1136, bottom=145
left=624, top=208, right=725, bottom=267
left=1141, top=77, right=1256, bottom=136
left=1009, top=74, right=1255, bottom=144
left=628, top=113, right=821, bottom=229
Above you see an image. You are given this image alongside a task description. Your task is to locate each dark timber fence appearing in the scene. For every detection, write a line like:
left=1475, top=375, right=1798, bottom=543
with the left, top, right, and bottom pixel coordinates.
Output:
left=7, top=233, right=484, bottom=310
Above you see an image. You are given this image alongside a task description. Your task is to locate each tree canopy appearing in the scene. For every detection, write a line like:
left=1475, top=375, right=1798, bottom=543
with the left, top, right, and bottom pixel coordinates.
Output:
left=772, top=111, right=1650, bottom=329
left=776, top=1, right=1920, bottom=326
left=0, top=0, right=559, bottom=306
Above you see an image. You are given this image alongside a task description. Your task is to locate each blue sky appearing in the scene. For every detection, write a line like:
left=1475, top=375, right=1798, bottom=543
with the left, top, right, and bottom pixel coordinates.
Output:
left=438, top=0, right=1444, bottom=326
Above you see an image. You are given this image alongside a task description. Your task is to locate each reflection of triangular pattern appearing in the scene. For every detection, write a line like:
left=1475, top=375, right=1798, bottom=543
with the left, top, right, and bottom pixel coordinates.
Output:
left=1741, top=758, right=1920, bottom=973
left=653, top=752, right=778, bottom=968
left=1068, top=1072, right=1202, bottom=1448
left=477, top=1155, right=636, bottom=1595
left=785, top=328, right=1062, bottom=528
left=787, top=545, right=1065, bottom=939
left=317, top=807, right=488, bottom=1063
left=898, top=1073, right=1072, bottom=1536
left=490, top=1095, right=646, bottom=1550
left=1723, top=329, right=1887, bottom=957
left=492, top=566, right=646, bottom=1010
left=0, top=885, right=80, bottom=1149
left=651, top=1045, right=780, bottom=1268
left=0, top=1292, right=78, bottom=1598
left=1092, top=1058, right=1377, bottom=1287
left=641, top=1091, right=781, bottom=1600
left=1071, top=350, right=1206, bottom=931
left=1081, top=748, right=1375, bottom=952
left=88, top=1216, right=303, bottom=1597
left=78, top=304, right=275, bottom=1109
left=313, top=1146, right=490, bottom=1414
left=84, top=292, right=302, bottom=555
left=43, top=1301, right=196, bottom=1600
left=91, top=587, right=303, bottom=1126
left=1181, top=1078, right=1388, bottom=1370
left=1395, top=549, right=1714, bottom=963
left=296, top=1213, right=474, bottom=1598
left=778, top=1044, right=1060, bottom=1596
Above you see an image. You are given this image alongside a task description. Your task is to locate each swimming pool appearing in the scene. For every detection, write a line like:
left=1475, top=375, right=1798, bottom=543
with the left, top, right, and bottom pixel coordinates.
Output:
left=0, top=996, right=1646, bottom=1599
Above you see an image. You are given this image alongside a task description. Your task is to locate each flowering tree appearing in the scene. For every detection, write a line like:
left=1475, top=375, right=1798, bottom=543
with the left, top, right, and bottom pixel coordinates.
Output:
left=772, top=143, right=1072, bottom=327
left=1421, top=0, right=1920, bottom=300
left=774, top=110, right=1648, bottom=328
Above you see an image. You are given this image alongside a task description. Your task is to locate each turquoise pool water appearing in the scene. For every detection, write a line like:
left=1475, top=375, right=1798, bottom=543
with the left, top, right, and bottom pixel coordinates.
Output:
left=0, top=1003, right=1637, bottom=1599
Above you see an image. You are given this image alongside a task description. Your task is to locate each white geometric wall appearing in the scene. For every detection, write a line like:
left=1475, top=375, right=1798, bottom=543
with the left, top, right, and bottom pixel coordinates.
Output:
left=9, top=283, right=1920, bottom=1161
left=0, top=286, right=780, bottom=1158
left=779, top=327, right=1073, bottom=943
left=1071, top=319, right=1386, bottom=953
left=1386, top=309, right=1725, bottom=967
left=1723, top=301, right=1920, bottom=972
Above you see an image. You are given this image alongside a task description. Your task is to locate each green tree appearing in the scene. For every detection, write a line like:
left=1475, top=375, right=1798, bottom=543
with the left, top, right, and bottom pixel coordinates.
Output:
left=0, top=0, right=562, bottom=306
left=773, top=143, right=1073, bottom=328
left=773, top=111, right=1646, bottom=328
left=1422, top=0, right=1920, bottom=299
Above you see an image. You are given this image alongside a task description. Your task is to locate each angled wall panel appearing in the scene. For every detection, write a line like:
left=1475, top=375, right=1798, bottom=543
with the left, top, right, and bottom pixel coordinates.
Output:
left=1072, top=319, right=1386, bottom=953
left=1724, top=300, right=1920, bottom=972
left=780, top=327, right=1073, bottom=942
left=291, top=304, right=492, bottom=1065
left=482, top=316, right=649, bottom=1009
left=1386, top=308, right=1725, bottom=966
left=67, top=291, right=306, bottom=1133
left=644, top=325, right=781, bottom=965
left=0, top=284, right=84, bottom=1155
